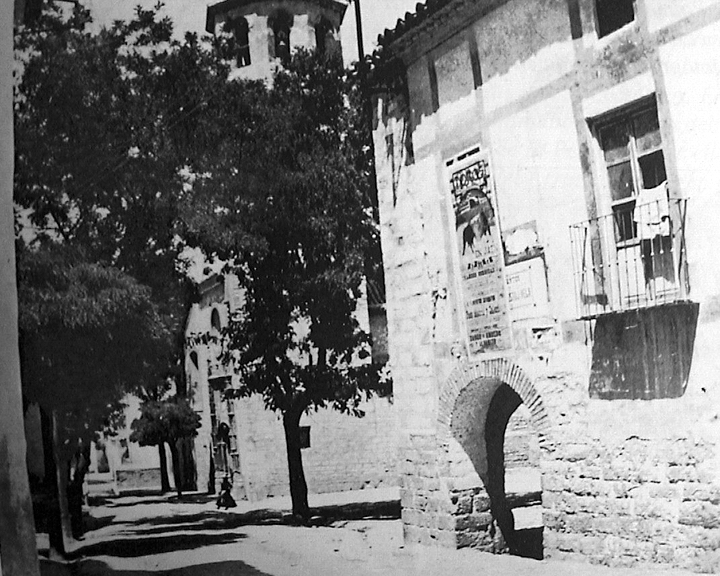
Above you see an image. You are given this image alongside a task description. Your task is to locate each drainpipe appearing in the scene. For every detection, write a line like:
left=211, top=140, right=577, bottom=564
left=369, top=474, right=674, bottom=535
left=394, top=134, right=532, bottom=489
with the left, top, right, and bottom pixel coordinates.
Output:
left=353, top=0, right=364, bottom=59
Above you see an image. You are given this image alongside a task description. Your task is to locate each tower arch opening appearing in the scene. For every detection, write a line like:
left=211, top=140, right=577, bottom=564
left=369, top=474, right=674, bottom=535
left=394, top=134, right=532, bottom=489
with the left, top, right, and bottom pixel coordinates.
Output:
left=270, top=10, right=292, bottom=62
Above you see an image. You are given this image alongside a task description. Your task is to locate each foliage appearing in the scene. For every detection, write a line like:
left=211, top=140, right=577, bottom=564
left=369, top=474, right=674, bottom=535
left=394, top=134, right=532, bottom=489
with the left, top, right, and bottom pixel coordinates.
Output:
left=13, top=2, right=240, bottom=423
left=129, top=396, right=201, bottom=447
left=13, top=2, right=243, bottom=386
left=16, top=243, right=169, bottom=457
left=183, top=50, right=389, bottom=419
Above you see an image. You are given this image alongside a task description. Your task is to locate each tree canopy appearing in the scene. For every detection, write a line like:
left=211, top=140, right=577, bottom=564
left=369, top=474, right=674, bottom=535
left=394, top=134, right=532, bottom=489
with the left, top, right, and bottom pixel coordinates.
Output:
left=182, top=50, right=389, bottom=519
left=130, top=397, right=201, bottom=448
left=17, top=243, right=168, bottom=456
left=13, top=2, right=237, bottom=423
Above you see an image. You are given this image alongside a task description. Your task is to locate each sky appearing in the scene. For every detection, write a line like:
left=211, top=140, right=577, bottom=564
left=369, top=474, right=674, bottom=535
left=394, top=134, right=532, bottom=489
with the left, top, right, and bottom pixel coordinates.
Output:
left=83, top=0, right=420, bottom=62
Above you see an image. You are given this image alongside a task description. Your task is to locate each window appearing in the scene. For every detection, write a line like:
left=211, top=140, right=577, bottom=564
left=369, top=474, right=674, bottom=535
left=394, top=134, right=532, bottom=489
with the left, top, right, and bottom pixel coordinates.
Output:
left=225, top=17, right=251, bottom=67
left=596, top=0, right=635, bottom=37
left=315, top=18, right=331, bottom=56
left=597, top=101, right=666, bottom=243
left=271, top=11, right=291, bottom=62
left=211, top=308, right=222, bottom=333
left=226, top=399, right=240, bottom=469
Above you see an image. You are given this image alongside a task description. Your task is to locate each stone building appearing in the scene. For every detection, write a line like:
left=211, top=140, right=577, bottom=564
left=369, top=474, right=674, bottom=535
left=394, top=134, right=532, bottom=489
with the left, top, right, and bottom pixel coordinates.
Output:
left=370, top=0, right=720, bottom=572
left=185, top=275, right=397, bottom=500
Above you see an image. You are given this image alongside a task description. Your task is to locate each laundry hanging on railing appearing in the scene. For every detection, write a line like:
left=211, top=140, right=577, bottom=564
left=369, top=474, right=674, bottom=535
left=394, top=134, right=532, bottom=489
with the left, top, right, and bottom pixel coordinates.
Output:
left=633, top=181, right=670, bottom=239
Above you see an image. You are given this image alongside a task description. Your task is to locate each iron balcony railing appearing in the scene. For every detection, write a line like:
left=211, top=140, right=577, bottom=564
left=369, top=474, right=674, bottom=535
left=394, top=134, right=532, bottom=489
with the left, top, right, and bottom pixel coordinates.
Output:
left=570, top=197, right=689, bottom=318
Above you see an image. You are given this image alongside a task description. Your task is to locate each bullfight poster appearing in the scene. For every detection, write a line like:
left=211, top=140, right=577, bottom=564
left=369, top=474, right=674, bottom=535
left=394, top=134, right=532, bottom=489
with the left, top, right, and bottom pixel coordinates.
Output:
left=448, top=148, right=511, bottom=355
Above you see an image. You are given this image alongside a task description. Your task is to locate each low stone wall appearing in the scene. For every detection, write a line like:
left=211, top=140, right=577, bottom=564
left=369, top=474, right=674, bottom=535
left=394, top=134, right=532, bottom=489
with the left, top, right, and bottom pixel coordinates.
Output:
left=543, top=435, right=720, bottom=573
left=116, top=468, right=163, bottom=493
left=236, top=396, right=399, bottom=501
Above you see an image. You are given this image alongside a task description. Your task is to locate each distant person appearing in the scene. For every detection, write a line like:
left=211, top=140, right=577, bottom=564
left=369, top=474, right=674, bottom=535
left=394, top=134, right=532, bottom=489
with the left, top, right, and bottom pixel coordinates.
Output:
left=216, top=472, right=237, bottom=509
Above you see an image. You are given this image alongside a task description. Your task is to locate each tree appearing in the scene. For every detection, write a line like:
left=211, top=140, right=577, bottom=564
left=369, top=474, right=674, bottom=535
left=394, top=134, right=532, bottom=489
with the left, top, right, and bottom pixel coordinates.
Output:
left=16, top=242, right=169, bottom=549
left=13, top=2, right=235, bottom=549
left=130, top=396, right=201, bottom=498
left=182, top=50, right=390, bottom=521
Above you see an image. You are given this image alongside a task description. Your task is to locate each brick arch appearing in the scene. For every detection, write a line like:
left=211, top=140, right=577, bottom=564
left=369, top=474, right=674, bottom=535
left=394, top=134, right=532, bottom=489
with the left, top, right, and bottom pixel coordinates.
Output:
left=437, top=358, right=552, bottom=449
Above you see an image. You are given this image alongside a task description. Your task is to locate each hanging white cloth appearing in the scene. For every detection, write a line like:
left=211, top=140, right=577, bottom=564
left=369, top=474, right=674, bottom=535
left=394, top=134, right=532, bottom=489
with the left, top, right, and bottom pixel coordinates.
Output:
left=634, top=181, right=670, bottom=239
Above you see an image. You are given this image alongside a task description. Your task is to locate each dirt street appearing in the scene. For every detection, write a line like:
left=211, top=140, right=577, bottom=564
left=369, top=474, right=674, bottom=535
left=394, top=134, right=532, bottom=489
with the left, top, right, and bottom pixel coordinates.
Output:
left=38, top=493, right=699, bottom=576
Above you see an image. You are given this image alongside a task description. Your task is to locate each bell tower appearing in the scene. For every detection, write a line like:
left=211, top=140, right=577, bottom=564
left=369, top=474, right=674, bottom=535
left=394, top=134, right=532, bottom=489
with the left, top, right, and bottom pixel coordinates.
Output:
left=205, top=0, right=349, bottom=81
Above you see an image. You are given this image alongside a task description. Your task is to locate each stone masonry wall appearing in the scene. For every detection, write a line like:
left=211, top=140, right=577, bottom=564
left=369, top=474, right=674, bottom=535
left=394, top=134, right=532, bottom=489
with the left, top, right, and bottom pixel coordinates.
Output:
left=236, top=395, right=398, bottom=501
left=543, top=434, right=720, bottom=573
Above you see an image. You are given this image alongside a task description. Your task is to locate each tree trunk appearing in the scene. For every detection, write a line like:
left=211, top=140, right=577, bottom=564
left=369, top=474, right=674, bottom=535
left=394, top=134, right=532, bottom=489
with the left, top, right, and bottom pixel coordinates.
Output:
left=283, top=408, right=309, bottom=522
left=51, top=413, right=73, bottom=554
left=67, top=444, right=90, bottom=539
left=168, top=441, right=182, bottom=499
left=208, top=451, right=216, bottom=495
left=179, top=438, right=196, bottom=491
left=39, top=409, right=64, bottom=557
left=158, top=442, right=170, bottom=493
left=0, top=6, right=40, bottom=571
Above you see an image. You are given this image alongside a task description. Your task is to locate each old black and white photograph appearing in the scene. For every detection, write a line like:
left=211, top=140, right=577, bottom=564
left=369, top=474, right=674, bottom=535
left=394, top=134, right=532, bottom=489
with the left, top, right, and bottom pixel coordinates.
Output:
left=2, top=0, right=720, bottom=575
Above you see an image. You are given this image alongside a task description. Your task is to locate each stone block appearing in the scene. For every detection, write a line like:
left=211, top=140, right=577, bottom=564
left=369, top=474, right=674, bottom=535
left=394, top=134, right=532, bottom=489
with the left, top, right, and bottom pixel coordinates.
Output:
left=542, top=473, right=569, bottom=492
left=694, top=528, right=720, bottom=551
left=578, top=535, right=604, bottom=556
left=436, top=513, right=456, bottom=531
left=565, top=513, right=594, bottom=534
left=561, top=443, right=591, bottom=462
left=472, top=494, right=491, bottom=513
left=403, top=524, right=423, bottom=544
left=418, top=527, right=433, bottom=546
left=654, top=544, right=675, bottom=564
left=637, top=464, right=667, bottom=483
left=634, top=498, right=678, bottom=521
left=674, top=547, right=702, bottom=572
left=579, top=465, right=603, bottom=480
left=604, top=459, right=640, bottom=482
left=683, top=483, right=720, bottom=504
left=697, top=550, right=720, bottom=574
left=591, top=516, right=619, bottom=535
left=610, top=480, right=638, bottom=498
left=668, top=465, right=699, bottom=484
left=455, top=495, right=472, bottom=515
left=542, top=491, right=561, bottom=508
left=431, top=529, right=457, bottom=548
left=542, top=510, right=565, bottom=530
left=679, top=502, right=720, bottom=529
left=455, top=512, right=492, bottom=532
left=647, top=484, right=682, bottom=500
left=555, top=532, right=581, bottom=552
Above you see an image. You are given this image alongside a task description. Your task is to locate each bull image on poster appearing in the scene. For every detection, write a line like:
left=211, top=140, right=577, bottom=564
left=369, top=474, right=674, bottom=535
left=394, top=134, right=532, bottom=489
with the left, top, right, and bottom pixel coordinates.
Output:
left=449, top=151, right=511, bottom=354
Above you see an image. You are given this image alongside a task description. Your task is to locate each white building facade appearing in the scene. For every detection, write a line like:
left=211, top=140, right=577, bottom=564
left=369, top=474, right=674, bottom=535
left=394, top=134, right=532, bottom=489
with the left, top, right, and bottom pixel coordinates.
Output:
left=371, top=0, right=720, bottom=572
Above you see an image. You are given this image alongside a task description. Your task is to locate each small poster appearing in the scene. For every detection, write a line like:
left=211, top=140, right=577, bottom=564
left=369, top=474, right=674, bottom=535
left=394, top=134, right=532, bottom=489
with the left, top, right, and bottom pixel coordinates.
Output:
left=448, top=150, right=511, bottom=354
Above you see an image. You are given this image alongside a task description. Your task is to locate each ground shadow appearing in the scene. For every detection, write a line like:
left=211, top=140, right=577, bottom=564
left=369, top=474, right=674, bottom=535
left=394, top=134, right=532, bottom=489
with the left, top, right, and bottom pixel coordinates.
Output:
left=513, top=527, right=543, bottom=560
left=44, top=559, right=273, bottom=576
left=132, top=511, right=284, bottom=536
left=129, top=499, right=400, bottom=534
left=68, top=531, right=247, bottom=559
left=100, top=494, right=215, bottom=509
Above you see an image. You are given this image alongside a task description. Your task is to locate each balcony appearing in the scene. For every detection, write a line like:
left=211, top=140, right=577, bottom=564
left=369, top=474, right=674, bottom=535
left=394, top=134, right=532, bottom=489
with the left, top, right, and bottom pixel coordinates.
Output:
left=570, top=197, right=690, bottom=319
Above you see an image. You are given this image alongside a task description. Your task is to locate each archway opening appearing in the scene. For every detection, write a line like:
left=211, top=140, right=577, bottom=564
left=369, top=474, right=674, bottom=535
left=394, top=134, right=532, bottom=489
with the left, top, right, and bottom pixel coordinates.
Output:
left=485, top=384, right=543, bottom=559
left=450, top=376, right=544, bottom=559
